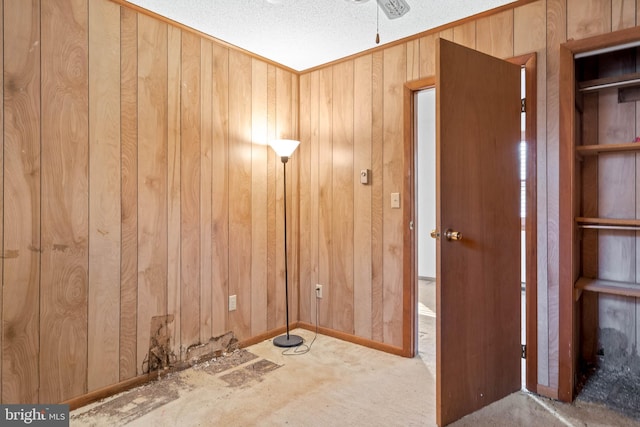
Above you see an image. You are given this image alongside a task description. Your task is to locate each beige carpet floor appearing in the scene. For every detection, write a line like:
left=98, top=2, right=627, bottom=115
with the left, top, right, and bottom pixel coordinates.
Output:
left=71, top=280, right=640, bottom=426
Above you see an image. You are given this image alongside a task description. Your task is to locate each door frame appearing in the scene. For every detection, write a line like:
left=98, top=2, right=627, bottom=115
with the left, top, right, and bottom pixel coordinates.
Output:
left=402, top=52, right=539, bottom=394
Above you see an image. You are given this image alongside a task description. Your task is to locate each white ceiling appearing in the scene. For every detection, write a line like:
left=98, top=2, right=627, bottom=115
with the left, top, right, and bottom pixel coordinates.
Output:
left=125, top=0, right=516, bottom=71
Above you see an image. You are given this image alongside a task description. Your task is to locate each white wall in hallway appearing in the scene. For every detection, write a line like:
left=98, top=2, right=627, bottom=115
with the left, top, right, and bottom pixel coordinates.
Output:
left=417, top=89, right=436, bottom=279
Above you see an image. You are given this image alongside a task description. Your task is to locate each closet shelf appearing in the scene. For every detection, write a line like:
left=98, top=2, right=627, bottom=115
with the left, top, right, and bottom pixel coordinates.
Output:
left=576, top=217, right=640, bottom=230
left=578, top=72, right=640, bottom=92
left=576, top=142, right=640, bottom=155
left=574, top=277, right=640, bottom=301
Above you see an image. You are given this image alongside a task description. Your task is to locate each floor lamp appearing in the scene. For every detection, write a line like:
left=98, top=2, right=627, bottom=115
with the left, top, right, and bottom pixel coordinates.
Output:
left=269, top=139, right=303, bottom=348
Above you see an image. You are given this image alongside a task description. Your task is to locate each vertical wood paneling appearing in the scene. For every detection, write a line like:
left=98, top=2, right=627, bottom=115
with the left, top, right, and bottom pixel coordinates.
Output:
left=3, top=0, right=40, bottom=404
left=476, top=10, right=514, bottom=58
left=309, top=70, right=320, bottom=327
left=382, top=44, right=405, bottom=347
left=251, top=59, right=268, bottom=336
left=612, top=0, right=636, bottom=30
left=332, top=60, right=355, bottom=333
left=275, top=69, right=298, bottom=328
left=88, top=0, right=120, bottom=392
left=418, top=34, right=436, bottom=78
left=180, top=30, right=201, bottom=348
left=167, top=24, right=182, bottom=359
left=266, top=65, right=277, bottom=331
left=228, top=50, right=252, bottom=339
left=637, top=301, right=640, bottom=357
left=7, top=0, right=640, bottom=404
left=119, top=6, right=138, bottom=381
left=598, top=90, right=635, bottom=221
left=2, top=0, right=307, bottom=405
left=547, top=0, right=567, bottom=392
left=371, top=51, right=384, bottom=342
left=597, top=85, right=636, bottom=355
left=137, top=14, right=168, bottom=374
left=354, top=55, right=373, bottom=339
left=439, top=28, right=454, bottom=42
left=289, top=73, right=300, bottom=329
left=514, top=1, right=546, bottom=56
left=0, top=0, right=3, bottom=402
left=274, top=70, right=286, bottom=328
left=211, top=43, right=229, bottom=338
left=40, top=0, right=89, bottom=402
left=580, top=94, right=599, bottom=364
left=299, top=72, right=312, bottom=324
left=318, top=67, right=333, bottom=327
left=200, top=39, right=213, bottom=342
left=567, top=0, right=611, bottom=39
left=599, top=294, right=636, bottom=355
left=453, top=21, right=476, bottom=49
left=406, top=39, right=420, bottom=81
left=637, top=99, right=640, bottom=365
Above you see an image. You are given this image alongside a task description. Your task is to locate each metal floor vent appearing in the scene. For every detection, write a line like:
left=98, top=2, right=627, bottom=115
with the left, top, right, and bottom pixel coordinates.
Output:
left=377, top=0, right=410, bottom=19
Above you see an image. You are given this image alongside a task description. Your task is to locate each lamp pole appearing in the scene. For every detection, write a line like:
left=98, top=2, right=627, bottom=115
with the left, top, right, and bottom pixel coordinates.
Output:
left=271, top=140, right=303, bottom=348
left=282, top=156, right=291, bottom=340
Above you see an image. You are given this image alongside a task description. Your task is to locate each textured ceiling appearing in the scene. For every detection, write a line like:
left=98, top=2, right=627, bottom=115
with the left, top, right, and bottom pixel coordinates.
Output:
left=126, top=0, right=516, bottom=71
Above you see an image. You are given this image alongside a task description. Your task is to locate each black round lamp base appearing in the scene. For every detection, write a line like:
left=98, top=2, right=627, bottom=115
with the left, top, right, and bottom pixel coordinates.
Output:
left=273, top=334, right=303, bottom=348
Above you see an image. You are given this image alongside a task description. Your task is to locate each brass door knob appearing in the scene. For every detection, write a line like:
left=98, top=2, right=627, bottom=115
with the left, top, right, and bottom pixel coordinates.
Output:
left=430, top=229, right=440, bottom=239
left=444, top=229, right=462, bottom=241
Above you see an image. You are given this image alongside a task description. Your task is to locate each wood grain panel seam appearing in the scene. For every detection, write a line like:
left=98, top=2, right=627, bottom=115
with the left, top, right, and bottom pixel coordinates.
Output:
left=0, top=0, right=3, bottom=401
left=379, top=50, right=385, bottom=336
left=225, top=48, right=231, bottom=333
left=121, top=4, right=139, bottom=382
left=352, top=60, right=356, bottom=333
left=86, top=0, right=91, bottom=395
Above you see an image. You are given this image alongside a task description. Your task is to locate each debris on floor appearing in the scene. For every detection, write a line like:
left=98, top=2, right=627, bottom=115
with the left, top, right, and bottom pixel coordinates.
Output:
left=577, top=352, right=640, bottom=421
left=73, top=371, right=191, bottom=425
left=220, top=359, right=281, bottom=388
left=192, top=347, right=259, bottom=375
left=72, top=348, right=279, bottom=425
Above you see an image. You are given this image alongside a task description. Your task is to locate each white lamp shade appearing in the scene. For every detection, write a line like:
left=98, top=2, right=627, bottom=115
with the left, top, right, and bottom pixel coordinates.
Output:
left=269, top=139, right=300, bottom=158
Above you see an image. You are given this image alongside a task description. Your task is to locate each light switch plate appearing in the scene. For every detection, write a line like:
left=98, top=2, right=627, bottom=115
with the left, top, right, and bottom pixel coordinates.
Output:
left=229, top=295, right=237, bottom=311
left=391, top=192, right=400, bottom=209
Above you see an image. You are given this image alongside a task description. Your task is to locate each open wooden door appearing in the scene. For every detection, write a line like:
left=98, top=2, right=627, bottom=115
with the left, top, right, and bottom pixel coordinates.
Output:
left=435, top=39, right=521, bottom=426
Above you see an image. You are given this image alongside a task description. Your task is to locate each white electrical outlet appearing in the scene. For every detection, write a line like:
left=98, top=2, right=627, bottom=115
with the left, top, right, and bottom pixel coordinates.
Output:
left=315, top=284, right=323, bottom=299
left=229, top=295, right=237, bottom=311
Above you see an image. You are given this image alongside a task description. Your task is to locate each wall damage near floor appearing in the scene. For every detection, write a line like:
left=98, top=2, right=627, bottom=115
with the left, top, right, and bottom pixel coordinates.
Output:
left=147, top=315, right=176, bottom=372
left=146, top=315, right=239, bottom=374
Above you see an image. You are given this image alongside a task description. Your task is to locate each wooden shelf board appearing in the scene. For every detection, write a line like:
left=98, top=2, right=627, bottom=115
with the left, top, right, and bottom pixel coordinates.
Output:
left=578, top=72, right=640, bottom=92
left=576, top=142, right=640, bottom=155
left=575, top=277, right=640, bottom=299
left=576, top=216, right=640, bottom=227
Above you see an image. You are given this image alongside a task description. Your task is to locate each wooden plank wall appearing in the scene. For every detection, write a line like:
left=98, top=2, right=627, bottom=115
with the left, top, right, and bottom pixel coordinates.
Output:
left=88, top=0, right=121, bottom=392
left=0, top=0, right=297, bottom=403
left=40, top=0, right=89, bottom=404
left=2, top=0, right=639, bottom=404
left=3, top=0, right=40, bottom=404
left=298, top=0, right=640, bottom=394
